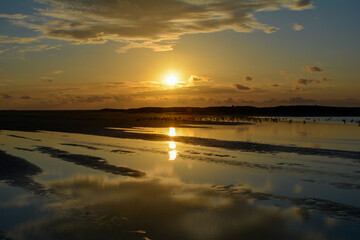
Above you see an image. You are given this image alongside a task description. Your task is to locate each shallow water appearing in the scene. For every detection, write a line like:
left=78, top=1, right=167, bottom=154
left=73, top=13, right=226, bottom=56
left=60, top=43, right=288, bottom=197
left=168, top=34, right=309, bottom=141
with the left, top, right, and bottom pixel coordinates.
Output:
left=0, top=122, right=359, bottom=240
left=113, top=121, right=360, bottom=151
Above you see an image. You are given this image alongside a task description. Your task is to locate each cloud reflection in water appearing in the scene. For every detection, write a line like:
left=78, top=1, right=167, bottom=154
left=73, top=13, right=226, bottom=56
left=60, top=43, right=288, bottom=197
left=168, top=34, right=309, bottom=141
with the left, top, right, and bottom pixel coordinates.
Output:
left=9, top=175, right=326, bottom=240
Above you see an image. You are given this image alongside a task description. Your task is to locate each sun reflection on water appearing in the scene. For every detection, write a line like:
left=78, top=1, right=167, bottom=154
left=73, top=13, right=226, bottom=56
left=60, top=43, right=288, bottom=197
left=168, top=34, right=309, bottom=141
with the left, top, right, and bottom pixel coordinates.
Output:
left=169, top=149, right=177, bottom=161
left=169, top=141, right=176, bottom=149
left=169, top=127, right=176, bottom=137
left=168, top=128, right=177, bottom=160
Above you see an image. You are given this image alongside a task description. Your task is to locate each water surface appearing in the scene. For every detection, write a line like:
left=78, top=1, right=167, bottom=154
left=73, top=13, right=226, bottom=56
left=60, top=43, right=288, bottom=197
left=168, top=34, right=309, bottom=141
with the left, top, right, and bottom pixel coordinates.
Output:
left=0, top=121, right=359, bottom=239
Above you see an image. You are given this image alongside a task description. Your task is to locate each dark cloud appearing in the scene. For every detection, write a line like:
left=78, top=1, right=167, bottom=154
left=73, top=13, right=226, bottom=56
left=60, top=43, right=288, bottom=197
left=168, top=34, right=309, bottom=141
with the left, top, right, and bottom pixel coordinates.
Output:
left=2, top=0, right=313, bottom=52
left=296, top=76, right=329, bottom=86
left=21, top=96, right=31, bottom=100
left=244, top=76, right=252, bottom=81
left=296, top=78, right=314, bottom=85
left=320, top=77, right=332, bottom=82
left=271, top=84, right=279, bottom=87
left=302, top=66, right=323, bottom=73
left=1, top=93, right=12, bottom=99
left=235, top=84, right=251, bottom=90
left=295, top=0, right=313, bottom=8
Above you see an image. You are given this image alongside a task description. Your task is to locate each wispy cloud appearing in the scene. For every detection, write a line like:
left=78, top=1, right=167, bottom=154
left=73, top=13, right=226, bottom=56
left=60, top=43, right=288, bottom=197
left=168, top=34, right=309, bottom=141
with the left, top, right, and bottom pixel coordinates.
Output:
left=1, top=0, right=313, bottom=52
left=0, top=35, right=38, bottom=44
left=0, top=14, right=28, bottom=20
left=18, top=44, right=61, bottom=53
left=52, top=70, right=63, bottom=75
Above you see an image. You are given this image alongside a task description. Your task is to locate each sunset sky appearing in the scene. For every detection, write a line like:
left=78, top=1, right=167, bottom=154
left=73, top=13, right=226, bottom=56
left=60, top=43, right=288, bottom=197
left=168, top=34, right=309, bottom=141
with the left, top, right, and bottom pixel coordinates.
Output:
left=0, top=0, right=359, bottom=110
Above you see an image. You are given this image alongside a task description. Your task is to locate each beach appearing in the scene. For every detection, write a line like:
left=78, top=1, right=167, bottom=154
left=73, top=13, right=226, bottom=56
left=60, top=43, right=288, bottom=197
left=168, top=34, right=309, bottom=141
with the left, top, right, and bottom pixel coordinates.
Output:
left=0, top=111, right=359, bottom=239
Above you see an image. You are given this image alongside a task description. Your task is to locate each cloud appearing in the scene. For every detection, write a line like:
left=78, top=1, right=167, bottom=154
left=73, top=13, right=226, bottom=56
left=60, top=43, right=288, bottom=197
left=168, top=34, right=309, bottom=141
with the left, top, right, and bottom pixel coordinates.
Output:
left=320, top=77, right=332, bottom=82
left=41, top=77, right=54, bottom=83
left=293, top=23, right=304, bottom=31
left=76, top=95, right=112, bottom=103
left=52, top=70, right=63, bottom=75
left=1, top=93, right=12, bottom=99
left=0, top=46, right=18, bottom=54
left=296, top=77, right=329, bottom=86
left=105, top=82, right=126, bottom=87
left=2, top=0, right=313, bottom=52
left=296, top=78, right=314, bottom=85
left=271, top=84, right=279, bottom=87
left=116, top=40, right=175, bottom=53
left=21, top=96, right=31, bottom=100
left=188, top=75, right=212, bottom=83
left=234, top=84, right=250, bottom=90
left=289, top=0, right=314, bottom=10
left=244, top=76, right=252, bottom=81
left=0, top=14, right=28, bottom=20
left=18, top=44, right=61, bottom=53
left=302, top=66, right=323, bottom=72
left=0, top=35, right=38, bottom=44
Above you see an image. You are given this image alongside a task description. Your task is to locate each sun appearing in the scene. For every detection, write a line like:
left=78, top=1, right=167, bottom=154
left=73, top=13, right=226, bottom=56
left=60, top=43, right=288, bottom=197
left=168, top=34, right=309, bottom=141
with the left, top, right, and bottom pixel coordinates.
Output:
left=165, top=74, right=179, bottom=86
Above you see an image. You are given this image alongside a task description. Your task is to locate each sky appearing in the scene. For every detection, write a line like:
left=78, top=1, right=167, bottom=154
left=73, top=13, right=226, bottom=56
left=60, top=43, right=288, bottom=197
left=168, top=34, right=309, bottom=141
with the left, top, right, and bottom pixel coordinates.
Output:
left=0, top=0, right=359, bottom=110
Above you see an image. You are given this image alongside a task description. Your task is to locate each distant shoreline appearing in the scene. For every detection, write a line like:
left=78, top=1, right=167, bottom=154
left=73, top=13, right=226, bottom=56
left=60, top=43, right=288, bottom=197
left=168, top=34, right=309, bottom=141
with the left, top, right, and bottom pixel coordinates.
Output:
left=1, top=105, right=360, bottom=116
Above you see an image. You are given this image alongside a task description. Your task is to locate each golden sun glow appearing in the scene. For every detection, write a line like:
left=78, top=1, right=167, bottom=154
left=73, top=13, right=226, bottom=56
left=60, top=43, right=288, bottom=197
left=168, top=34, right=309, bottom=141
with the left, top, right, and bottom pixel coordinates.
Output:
left=165, top=74, right=179, bottom=86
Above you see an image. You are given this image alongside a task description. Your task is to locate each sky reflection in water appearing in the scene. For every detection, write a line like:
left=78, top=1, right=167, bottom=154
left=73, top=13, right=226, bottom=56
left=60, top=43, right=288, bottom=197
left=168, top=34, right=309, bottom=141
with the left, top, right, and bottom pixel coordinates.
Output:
left=0, top=126, right=359, bottom=239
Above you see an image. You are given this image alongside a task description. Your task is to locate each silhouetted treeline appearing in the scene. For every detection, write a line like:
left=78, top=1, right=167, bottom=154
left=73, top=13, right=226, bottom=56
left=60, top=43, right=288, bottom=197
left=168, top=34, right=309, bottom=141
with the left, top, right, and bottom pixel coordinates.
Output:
left=101, top=105, right=360, bottom=116
left=1, top=105, right=359, bottom=132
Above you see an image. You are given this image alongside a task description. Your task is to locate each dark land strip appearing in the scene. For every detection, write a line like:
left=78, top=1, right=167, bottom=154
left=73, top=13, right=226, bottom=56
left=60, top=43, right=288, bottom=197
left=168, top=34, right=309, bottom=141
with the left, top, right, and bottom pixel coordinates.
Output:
left=16, top=146, right=145, bottom=178
left=7, top=134, right=41, bottom=142
left=0, top=150, right=47, bottom=196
